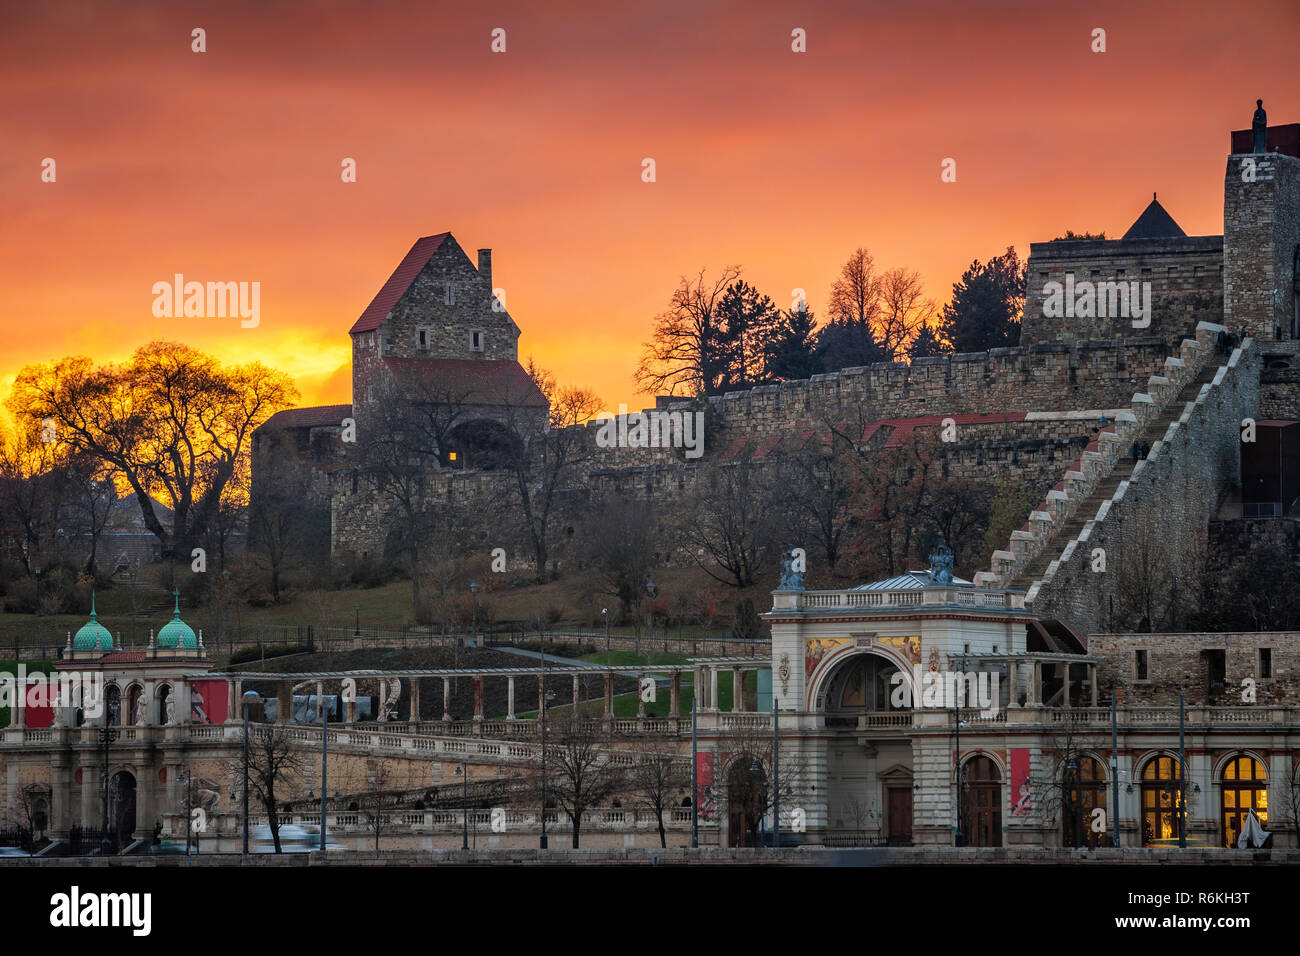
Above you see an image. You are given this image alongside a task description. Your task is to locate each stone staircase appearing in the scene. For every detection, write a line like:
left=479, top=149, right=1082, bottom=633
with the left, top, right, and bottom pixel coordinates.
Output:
left=975, top=321, right=1239, bottom=595
left=1005, top=355, right=1229, bottom=591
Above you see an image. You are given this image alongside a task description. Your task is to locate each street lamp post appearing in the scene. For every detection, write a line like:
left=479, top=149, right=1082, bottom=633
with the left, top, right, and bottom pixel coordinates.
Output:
left=179, top=769, right=193, bottom=864
left=602, top=608, right=609, bottom=664
left=242, top=690, right=260, bottom=856
left=320, top=690, right=329, bottom=852
left=34, top=566, right=41, bottom=617
left=539, top=679, right=555, bottom=850
left=456, top=765, right=468, bottom=850
left=645, top=580, right=657, bottom=657
left=98, top=726, right=117, bottom=853
left=354, top=602, right=360, bottom=638
left=691, top=694, right=698, bottom=849
left=470, top=582, right=479, bottom=649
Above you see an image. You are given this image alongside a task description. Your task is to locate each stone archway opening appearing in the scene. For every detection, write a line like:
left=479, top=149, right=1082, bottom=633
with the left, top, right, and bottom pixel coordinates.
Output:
left=726, top=759, right=767, bottom=848
left=445, top=419, right=521, bottom=471
left=109, top=771, right=137, bottom=845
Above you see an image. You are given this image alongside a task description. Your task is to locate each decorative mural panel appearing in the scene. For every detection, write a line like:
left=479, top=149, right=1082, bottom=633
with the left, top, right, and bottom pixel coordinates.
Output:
left=804, top=638, right=849, bottom=679
left=876, top=635, right=922, bottom=664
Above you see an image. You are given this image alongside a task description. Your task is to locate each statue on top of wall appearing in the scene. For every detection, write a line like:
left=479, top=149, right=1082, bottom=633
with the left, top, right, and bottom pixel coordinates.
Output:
left=1253, top=99, right=1268, bottom=154
left=778, top=548, right=804, bottom=591
left=928, top=540, right=955, bottom=585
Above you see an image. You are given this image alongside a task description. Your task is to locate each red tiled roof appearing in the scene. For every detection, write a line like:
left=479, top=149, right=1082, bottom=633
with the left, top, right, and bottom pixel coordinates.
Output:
left=383, top=358, right=547, bottom=407
left=750, top=433, right=784, bottom=460
left=260, top=404, right=353, bottom=431
left=349, top=233, right=450, bottom=335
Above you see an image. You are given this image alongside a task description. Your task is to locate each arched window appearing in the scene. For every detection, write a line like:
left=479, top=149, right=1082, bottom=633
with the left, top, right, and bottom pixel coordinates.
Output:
left=1141, top=756, right=1184, bottom=846
left=1062, top=755, right=1107, bottom=848
left=1221, top=755, right=1268, bottom=848
left=960, top=756, right=1002, bottom=847
left=105, top=684, right=121, bottom=726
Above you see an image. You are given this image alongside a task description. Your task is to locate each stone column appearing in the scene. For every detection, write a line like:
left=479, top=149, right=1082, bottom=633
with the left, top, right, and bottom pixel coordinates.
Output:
left=710, top=668, right=719, bottom=712
left=1029, top=662, right=1041, bottom=706
left=276, top=681, right=292, bottom=724
left=670, top=671, right=681, bottom=719
left=472, top=677, right=483, bottom=722
left=572, top=674, right=580, bottom=715
left=12, top=677, right=24, bottom=729
left=1007, top=661, right=1020, bottom=708
left=1089, top=665, right=1098, bottom=708
left=732, top=668, right=743, bottom=712
left=637, top=674, right=647, bottom=717
left=442, top=678, right=452, bottom=721
left=226, top=680, right=240, bottom=725
left=81, top=759, right=98, bottom=828
left=1062, top=663, right=1071, bottom=709
left=538, top=676, right=546, bottom=716
left=603, top=673, right=614, bottom=718
left=48, top=757, right=70, bottom=838
left=409, top=678, right=421, bottom=724
left=506, top=677, right=516, bottom=721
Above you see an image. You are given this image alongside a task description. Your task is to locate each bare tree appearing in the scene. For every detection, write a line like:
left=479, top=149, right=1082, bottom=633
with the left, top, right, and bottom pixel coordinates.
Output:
left=875, top=267, right=935, bottom=360
left=532, top=717, right=625, bottom=848
left=502, top=363, right=601, bottom=583
left=346, top=374, right=475, bottom=616
left=629, top=742, right=690, bottom=847
left=636, top=266, right=744, bottom=397
left=827, top=248, right=882, bottom=329
left=233, top=724, right=305, bottom=853
left=716, top=719, right=810, bottom=846
left=680, top=460, right=781, bottom=587
left=1026, top=708, right=1110, bottom=848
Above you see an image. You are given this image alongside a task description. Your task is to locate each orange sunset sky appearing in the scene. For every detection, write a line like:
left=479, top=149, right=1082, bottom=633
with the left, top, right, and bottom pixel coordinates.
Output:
left=2, top=0, right=1298, bottom=417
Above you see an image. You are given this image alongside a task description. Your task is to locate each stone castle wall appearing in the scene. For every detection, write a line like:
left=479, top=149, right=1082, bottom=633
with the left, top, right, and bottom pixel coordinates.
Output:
left=1021, top=236, right=1224, bottom=346
left=1089, top=631, right=1296, bottom=706
left=1224, top=152, right=1300, bottom=341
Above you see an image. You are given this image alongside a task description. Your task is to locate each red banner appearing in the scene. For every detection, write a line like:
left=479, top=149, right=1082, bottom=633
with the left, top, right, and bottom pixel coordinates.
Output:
left=190, top=680, right=229, bottom=725
left=696, top=752, right=714, bottom=821
left=1011, top=748, right=1032, bottom=815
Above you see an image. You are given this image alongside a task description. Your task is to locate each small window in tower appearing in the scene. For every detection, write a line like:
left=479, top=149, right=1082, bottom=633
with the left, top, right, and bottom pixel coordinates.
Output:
left=1259, top=647, right=1272, bottom=679
left=1116, top=269, right=1125, bottom=278
left=445, top=283, right=455, bottom=306
left=418, top=329, right=427, bottom=349
left=470, top=330, right=484, bottom=352
left=1135, top=649, right=1148, bottom=681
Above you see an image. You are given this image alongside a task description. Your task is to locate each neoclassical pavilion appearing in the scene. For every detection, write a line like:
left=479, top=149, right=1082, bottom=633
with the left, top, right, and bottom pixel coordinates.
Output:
left=743, top=545, right=1297, bottom=849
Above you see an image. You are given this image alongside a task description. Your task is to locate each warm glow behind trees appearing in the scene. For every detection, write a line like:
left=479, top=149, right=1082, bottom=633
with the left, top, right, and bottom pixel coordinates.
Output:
left=8, top=341, right=297, bottom=560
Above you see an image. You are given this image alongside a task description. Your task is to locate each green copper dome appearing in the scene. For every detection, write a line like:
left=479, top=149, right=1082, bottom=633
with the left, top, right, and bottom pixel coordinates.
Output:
left=156, top=589, right=197, bottom=650
left=72, top=593, right=113, bottom=652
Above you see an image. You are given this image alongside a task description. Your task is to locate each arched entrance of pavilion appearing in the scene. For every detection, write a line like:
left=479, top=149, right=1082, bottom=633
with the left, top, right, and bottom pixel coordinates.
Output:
left=808, top=644, right=916, bottom=845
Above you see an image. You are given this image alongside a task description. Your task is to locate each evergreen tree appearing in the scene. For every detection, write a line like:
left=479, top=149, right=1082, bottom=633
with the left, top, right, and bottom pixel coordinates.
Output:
left=907, top=323, right=951, bottom=359
left=714, top=280, right=783, bottom=390
left=937, top=246, right=1026, bottom=353
left=764, top=306, right=822, bottom=381
left=815, top=317, right=887, bottom=371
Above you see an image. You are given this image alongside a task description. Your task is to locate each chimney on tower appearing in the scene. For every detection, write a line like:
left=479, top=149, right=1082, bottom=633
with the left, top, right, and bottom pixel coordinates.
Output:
left=477, top=249, right=492, bottom=289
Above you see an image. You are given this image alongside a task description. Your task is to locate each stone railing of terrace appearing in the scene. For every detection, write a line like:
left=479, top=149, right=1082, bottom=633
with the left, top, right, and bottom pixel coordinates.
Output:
left=974, top=322, right=1231, bottom=594
left=795, top=586, right=1025, bottom=611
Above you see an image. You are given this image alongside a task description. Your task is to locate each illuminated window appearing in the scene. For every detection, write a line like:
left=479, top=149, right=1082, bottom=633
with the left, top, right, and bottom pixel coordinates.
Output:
left=1141, top=756, right=1183, bottom=846
left=1221, top=756, right=1267, bottom=848
left=1062, top=755, right=1107, bottom=848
